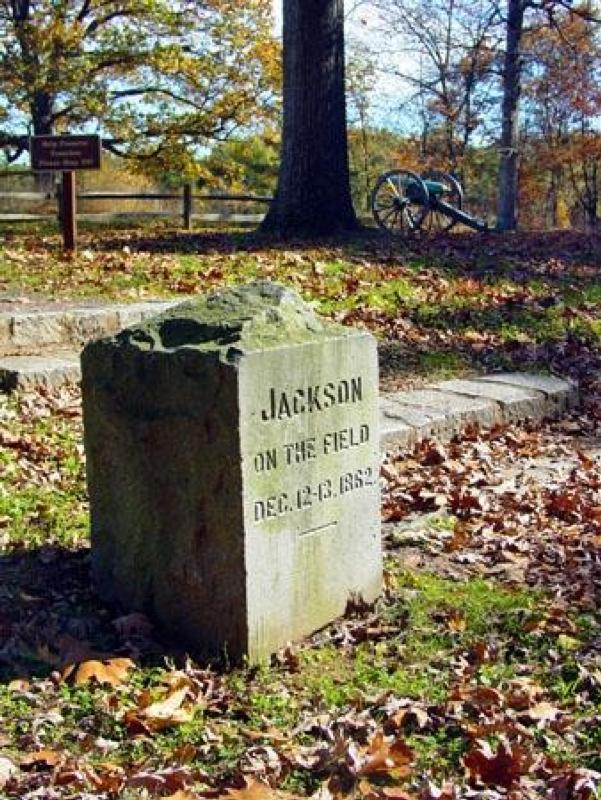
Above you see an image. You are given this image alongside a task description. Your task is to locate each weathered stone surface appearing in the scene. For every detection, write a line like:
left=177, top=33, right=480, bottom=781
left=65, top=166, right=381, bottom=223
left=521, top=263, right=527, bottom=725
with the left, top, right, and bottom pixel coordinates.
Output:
left=432, top=378, right=546, bottom=422
left=82, top=282, right=382, bottom=664
left=0, top=354, right=80, bottom=391
left=384, top=388, right=500, bottom=431
left=1, top=300, right=176, bottom=351
left=479, top=372, right=578, bottom=409
left=379, top=398, right=447, bottom=450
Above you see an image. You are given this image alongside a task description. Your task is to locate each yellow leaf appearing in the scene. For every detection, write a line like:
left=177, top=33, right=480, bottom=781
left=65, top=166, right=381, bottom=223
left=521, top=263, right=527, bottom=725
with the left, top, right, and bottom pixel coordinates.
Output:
left=63, top=657, right=135, bottom=686
left=20, top=750, right=63, bottom=769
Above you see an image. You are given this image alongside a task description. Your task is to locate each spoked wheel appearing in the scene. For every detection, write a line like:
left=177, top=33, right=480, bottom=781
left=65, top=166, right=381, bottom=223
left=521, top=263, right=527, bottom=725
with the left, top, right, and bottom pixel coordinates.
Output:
left=371, top=169, right=429, bottom=235
left=420, top=170, right=463, bottom=233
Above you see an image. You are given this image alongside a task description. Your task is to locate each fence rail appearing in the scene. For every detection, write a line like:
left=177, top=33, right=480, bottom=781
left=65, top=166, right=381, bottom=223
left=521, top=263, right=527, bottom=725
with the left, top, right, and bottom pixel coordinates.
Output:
left=0, top=184, right=273, bottom=227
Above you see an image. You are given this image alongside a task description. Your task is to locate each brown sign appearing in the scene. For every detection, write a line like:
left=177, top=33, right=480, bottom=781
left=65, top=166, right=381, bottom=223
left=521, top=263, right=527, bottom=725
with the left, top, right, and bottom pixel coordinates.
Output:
left=30, top=135, right=101, bottom=171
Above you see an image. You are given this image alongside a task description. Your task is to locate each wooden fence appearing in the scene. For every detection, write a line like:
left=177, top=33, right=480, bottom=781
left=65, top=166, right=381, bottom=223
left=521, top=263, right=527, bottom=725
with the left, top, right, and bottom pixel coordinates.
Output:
left=0, top=179, right=272, bottom=228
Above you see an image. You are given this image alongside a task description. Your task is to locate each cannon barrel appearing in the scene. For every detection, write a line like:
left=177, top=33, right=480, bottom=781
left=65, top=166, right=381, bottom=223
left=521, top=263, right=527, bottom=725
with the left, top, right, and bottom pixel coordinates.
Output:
left=430, top=197, right=489, bottom=232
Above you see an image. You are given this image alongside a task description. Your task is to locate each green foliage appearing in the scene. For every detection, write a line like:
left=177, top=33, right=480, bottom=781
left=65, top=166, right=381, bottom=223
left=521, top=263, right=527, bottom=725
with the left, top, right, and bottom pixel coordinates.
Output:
left=348, top=127, right=410, bottom=213
left=0, top=0, right=280, bottom=175
left=199, top=130, right=280, bottom=194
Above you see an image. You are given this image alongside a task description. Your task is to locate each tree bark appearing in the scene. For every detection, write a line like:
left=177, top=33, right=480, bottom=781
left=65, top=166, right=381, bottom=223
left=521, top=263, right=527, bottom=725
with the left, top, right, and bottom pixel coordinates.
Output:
left=496, top=0, right=524, bottom=231
left=260, top=0, right=359, bottom=236
left=31, top=90, right=56, bottom=194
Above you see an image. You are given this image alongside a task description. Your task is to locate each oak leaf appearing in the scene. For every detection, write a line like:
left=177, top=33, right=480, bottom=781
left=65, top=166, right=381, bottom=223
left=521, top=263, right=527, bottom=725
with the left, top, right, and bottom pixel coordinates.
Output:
left=463, top=739, right=533, bottom=787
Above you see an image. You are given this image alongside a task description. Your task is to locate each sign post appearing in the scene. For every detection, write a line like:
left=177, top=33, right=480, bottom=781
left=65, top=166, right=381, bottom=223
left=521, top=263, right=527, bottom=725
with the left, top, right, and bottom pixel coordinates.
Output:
left=62, top=171, right=77, bottom=253
left=30, top=135, right=101, bottom=253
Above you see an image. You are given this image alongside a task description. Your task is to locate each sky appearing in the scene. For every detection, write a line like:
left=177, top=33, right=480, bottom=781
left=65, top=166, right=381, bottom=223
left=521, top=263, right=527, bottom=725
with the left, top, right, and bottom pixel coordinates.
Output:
left=269, top=0, right=417, bottom=132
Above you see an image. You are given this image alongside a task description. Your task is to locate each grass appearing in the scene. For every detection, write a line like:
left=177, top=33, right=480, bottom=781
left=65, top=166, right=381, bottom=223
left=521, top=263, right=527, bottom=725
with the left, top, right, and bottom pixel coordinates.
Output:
left=0, top=381, right=591, bottom=779
left=2, top=226, right=601, bottom=794
left=3, top=224, right=601, bottom=386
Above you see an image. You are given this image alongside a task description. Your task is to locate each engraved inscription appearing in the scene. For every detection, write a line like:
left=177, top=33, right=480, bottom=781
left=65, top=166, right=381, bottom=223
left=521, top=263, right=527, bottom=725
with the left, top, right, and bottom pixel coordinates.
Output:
left=253, top=466, right=376, bottom=523
left=261, top=376, right=363, bottom=421
left=250, top=371, right=377, bottom=529
left=253, top=425, right=370, bottom=474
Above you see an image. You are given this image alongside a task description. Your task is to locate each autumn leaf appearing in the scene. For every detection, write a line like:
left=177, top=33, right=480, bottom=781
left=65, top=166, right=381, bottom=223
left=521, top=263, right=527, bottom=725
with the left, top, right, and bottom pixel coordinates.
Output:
left=20, top=750, right=64, bottom=769
left=445, top=609, right=466, bottom=632
left=223, top=778, right=299, bottom=800
left=463, top=739, right=533, bottom=788
left=418, top=782, right=458, bottom=800
left=505, top=678, right=545, bottom=710
left=357, top=733, right=414, bottom=778
left=517, top=701, right=563, bottom=728
left=7, top=678, right=30, bottom=692
left=165, top=791, right=201, bottom=800
left=126, top=765, right=195, bottom=793
left=357, top=779, right=416, bottom=800
left=62, top=657, right=135, bottom=687
left=126, top=686, right=194, bottom=733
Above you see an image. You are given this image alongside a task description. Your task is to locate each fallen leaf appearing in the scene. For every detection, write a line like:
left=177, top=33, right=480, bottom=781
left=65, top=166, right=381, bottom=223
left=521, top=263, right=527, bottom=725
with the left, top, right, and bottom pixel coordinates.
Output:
left=7, top=678, right=30, bottom=692
left=224, top=778, right=298, bottom=800
left=126, top=686, right=194, bottom=732
left=20, top=750, right=64, bottom=769
left=518, top=701, right=562, bottom=727
left=463, top=739, right=532, bottom=787
left=62, top=657, right=135, bottom=686
left=126, top=765, right=195, bottom=792
left=357, top=733, right=414, bottom=777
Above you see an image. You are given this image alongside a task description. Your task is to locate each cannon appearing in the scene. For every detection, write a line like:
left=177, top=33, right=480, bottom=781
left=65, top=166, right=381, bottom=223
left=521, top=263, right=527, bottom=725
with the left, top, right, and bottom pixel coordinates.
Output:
left=371, top=169, right=489, bottom=235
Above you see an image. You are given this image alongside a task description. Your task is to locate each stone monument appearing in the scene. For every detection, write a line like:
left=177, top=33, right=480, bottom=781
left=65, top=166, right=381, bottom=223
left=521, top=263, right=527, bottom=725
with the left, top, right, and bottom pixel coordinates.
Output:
left=81, top=282, right=382, bottom=663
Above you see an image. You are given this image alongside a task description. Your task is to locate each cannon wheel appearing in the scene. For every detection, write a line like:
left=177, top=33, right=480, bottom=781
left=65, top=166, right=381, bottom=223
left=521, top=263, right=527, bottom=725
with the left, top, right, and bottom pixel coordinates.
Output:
left=420, top=170, right=463, bottom=233
left=371, top=169, right=429, bottom=235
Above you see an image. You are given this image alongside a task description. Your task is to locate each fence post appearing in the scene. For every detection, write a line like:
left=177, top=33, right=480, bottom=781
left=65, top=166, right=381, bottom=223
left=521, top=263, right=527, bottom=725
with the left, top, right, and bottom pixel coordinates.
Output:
left=56, top=181, right=63, bottom=226
left=183, top=183, right=193, bottom=230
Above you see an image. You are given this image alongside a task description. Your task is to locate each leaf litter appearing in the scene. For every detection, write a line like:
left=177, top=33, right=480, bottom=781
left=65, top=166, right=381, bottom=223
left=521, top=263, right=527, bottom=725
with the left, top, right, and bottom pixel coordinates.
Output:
left=1, top=229, right=601, bottom=797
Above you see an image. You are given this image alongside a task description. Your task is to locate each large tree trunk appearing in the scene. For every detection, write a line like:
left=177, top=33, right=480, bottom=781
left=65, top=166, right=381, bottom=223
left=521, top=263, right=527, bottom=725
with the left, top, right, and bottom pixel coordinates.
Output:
left=31, top=90, right=56, bottom=194
left=496, top=0, right=524, bottom=232
left=260, top=0, right=359, bottom=236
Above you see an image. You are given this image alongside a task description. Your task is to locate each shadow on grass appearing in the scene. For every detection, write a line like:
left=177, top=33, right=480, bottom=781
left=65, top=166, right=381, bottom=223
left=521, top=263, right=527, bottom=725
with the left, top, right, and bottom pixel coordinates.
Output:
left=377, top=318, right=601, bottom=391
left=88, top=225, right=601, bottom=266
left=0, top=545, right=180, bottom=682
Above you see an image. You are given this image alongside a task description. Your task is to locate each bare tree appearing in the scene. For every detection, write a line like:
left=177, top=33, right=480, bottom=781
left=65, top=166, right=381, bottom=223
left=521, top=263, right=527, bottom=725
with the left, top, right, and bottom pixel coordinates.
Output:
left=372, top=0, right=500, bottom=169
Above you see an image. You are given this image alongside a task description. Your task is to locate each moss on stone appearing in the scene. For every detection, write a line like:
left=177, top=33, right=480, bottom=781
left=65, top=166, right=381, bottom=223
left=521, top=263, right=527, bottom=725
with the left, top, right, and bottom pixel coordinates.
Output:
left=116, top=282, right=351, bottom=358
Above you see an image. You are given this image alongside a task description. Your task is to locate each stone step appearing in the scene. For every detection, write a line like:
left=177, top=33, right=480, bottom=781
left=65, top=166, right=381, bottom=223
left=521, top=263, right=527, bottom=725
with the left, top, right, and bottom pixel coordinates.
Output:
left=0, top=353, right=80, bottom=392
left=0, top=349, right=578, bottom=449
left=380, top=373, right=578, bottom=450
left=0, top=299, right=178, bottom=354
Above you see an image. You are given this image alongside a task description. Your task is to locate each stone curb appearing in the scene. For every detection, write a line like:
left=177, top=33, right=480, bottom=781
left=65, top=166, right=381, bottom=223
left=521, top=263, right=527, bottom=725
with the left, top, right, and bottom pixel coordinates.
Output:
left=0, top=301, right=579, bottom=443
left=0, top=299, right=178, bottom=353
left=380, top=374, right=578, bottom=451
left=0, top=353, right=81, bottom=392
